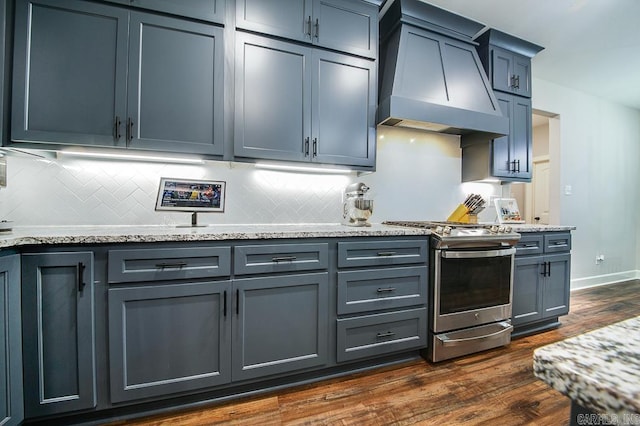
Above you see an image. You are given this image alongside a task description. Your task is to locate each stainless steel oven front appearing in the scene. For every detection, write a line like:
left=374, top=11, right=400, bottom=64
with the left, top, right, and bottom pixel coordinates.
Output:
left=428, top=246, right=516, bottom=362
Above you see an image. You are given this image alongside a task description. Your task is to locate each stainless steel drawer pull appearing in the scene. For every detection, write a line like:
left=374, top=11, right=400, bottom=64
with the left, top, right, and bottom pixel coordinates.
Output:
left=523, top=244, right=538, bottom=248
left=550, top=241, right=567, bottom=246
left=156, top=262, right=188, bottom=269
left=272, top=256, right=297, bottom=263
left=376, top=251, right=397, bottom=257
left=376, top=331, right=395, bottom=339
left=377, top=287, right=396, bottom=293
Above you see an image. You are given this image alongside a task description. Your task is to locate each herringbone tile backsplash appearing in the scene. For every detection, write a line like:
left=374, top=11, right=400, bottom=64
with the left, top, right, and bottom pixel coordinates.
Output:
left=0, top=129, right=501, bottom=227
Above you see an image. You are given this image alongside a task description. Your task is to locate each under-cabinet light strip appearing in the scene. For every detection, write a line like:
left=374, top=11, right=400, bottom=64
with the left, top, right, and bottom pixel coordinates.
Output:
left=58, top=150, right=205, bottom=165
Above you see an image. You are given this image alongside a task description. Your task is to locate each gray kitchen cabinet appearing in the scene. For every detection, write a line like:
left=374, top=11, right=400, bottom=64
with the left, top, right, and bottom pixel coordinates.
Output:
left=234, top=32, right=375, bottom=168
left=21, top=251, right=96, bottom=417
left=108, top=281, right=232, bottom=403
left=0, top=0, right=10, bottom=146
left=335, top=239, right=428, bottom=363
left=12, top=0, right=129, bottom=147
left=107, top=246, right=232, bottom=403
left=236, top=0, right=377, bottom=59
left=0, top=253, right=23, bottom=426
left=475, top=29, right=542, bottom=99
left=512, top=232, right=571, bottom=337
left=12, top=0, right=224, bottom=155
left=125, top=0, right=225, bottom=24
left=491, top=93, right=532, bottom=180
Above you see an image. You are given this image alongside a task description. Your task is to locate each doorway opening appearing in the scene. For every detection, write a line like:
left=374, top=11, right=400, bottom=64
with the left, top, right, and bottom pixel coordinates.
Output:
left=511, top=110, right=561, bottom=225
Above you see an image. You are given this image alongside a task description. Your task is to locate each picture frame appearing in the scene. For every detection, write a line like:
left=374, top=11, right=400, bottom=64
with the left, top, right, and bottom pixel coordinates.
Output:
left=155, top=177, right=226, bottom=213
left=494, top=198, right=525, bottom=224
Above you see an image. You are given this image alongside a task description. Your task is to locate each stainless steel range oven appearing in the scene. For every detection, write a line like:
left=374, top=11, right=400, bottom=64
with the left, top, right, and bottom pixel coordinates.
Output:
left=384, top=221, right=520, bottom=362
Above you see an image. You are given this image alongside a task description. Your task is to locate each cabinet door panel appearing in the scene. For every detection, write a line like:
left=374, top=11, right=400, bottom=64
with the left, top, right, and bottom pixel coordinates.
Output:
left=512, top=54, right=531, bottom=97
left=236, top=0, right=311, bottom=43
left=128, top=13, right=224, bottom=155
left=543, top=253, right=571, bottom=318
left=21, top=252, right=95, bottom=417
left=0, top=255, right=22, bottom=426
left=234, top=33, right=311, bottom=162
left=108, top=282, right=231, bottom=402
left=313, top=0, right=377, bottom=58
left=12, top=0, right=128, bottom=146
left=511, top=96, right=532, bottom=179
left=312, top=51, right=375, bottom=167
left=491, top=93, right=512, bottom=178
left=232, top=273, right=328, bottom=381
left=491, top=46, right=513, bottom=93
left=512, top=256, right=543, bottom=326
left=133, top=0, right=225, bottom=24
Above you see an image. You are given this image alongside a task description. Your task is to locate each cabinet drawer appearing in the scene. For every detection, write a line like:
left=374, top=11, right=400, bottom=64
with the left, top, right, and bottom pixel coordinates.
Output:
left=337, top=240, right=427, bottom=268
left=514, top=234, right=544, bottom=256
left=337, top=266, right=427, bottom=315
left=108, top=247, right=231, bottom=283
left=336, top=308, right=427, bottom=362
left=544, top=233, right=571, bottom=253
left=234, top=243, right=328, bottom=275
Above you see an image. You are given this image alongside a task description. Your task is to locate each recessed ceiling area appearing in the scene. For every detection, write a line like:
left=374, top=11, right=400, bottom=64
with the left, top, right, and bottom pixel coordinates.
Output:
left=418, top=0, right=640, bottom=111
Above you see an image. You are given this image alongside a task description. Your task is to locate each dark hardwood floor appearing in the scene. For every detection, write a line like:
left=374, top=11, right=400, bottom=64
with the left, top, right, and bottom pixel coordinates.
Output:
left=118, top=280, right=640, bottom=426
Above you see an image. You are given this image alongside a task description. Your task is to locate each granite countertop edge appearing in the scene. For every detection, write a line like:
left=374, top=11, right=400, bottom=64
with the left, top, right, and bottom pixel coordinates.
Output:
left=0, top=223, right=432, bottom=248
left=532, top=316, right=640, bottom=416
left=0, top=223, right=576, bottom=248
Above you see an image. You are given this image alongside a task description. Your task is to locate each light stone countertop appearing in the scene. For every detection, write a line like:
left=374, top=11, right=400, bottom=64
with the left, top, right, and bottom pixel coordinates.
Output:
left=0, top=223, right=431, bottom=248
left=510, top=224, right=576, bottom=233
left=533, top=316, right=640, bottom=417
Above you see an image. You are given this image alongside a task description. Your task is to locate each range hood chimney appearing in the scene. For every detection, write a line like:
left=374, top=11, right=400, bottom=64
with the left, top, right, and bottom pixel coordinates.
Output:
left=378, top=0, right=508, bottom=139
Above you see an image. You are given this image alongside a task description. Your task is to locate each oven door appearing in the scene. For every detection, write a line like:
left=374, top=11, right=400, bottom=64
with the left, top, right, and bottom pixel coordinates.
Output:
left=433, top=247, right=515, bottom=333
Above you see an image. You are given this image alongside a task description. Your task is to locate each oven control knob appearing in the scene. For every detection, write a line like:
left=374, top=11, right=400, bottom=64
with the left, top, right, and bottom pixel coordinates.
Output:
left=443, top=226, right=452, bottom=235
left=504, top=226, right=513, bottom=233
left=490, top=225, right=499, bottom=233
left=435, top=226, right=444, bottom=234
left=498, top=225, right=506, bottom=233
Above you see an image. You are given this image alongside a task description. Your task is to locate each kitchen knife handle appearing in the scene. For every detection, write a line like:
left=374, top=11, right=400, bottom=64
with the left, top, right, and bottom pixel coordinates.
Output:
left=77, top=262, right=86, bottom=293
left=113, top=116, right=121, bottom=141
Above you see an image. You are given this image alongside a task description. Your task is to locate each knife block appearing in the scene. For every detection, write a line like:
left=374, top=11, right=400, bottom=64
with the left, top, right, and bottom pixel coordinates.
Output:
left=447, top=204, right=478, bottom=223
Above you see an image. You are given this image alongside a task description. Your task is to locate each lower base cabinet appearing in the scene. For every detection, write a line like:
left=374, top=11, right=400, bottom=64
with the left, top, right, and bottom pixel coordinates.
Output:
left=108, top=281, right=232, bottom=403
left=512, top=233, right=571, bottom=336
left=21, top=252, right=96, bottom=418
left=0, top=254, right=23, bottom=426
left=232, top=273, right=329, bottom=381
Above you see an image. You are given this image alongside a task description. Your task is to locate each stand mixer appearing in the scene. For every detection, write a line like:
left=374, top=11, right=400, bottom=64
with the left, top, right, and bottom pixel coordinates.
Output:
left=342, top=182, right=373, bottom=227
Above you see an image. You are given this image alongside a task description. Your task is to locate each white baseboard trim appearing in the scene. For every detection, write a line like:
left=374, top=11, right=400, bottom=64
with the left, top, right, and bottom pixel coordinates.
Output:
left=571, top=270, right=640, bottom=291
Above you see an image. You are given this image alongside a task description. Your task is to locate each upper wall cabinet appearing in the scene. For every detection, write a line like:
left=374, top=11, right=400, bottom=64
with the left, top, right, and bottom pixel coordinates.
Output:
left=475, top=29, right=543, bottom=99
left=234, top=33, right=376, bottom=168
left=113, top=0, right=225, bottom=24
left=11, top=0, right=224, bottom=155
left=236, top=0, right=378, bottom=59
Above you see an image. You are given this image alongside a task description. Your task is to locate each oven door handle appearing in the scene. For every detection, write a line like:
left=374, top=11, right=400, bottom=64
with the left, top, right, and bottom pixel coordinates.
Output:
left=436, top=322, right=513, bottom=347
left=440, top=247, right=516, bottom=259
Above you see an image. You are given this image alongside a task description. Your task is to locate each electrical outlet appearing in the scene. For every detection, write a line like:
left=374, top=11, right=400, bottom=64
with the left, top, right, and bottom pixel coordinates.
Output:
left=595, top=254, right=605, bottom=264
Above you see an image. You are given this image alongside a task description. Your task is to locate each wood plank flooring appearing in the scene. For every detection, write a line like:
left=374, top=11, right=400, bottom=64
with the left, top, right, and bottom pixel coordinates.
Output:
left=118, top=280, right=640, bottom=426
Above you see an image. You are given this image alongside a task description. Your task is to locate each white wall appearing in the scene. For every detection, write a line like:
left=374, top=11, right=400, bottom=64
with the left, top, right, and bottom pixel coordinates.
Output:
left=532, top=77, right=640, bottom=287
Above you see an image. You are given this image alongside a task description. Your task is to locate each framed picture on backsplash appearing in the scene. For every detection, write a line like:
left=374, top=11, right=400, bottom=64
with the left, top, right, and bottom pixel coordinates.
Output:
left=494, top=198, right=525, bottom=223
left=155, top=178, right=226, bottom=213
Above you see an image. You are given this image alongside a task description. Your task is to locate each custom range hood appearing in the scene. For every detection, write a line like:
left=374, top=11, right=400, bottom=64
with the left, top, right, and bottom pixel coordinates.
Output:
left=378, top=0, right=508, bottom=139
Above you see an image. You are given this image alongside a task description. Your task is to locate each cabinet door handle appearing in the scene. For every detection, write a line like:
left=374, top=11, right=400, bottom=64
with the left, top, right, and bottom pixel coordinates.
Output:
left=377, top=287, right=396, bottom=293
left=77, top=262, right=86, bottom=293
left=113, top=116, right=121, bottom=141
left=376, top=331, right=395, bottom=339
left=546, top=261, right=551, bottom=277
left=377, top=251, right=397, bottom=257
left=156, top=262, right=188, bottom=269
left=540, top=262, right=547, bottom=277
left=223, top=290, right=227, bottom=317
left=272, top=256, right=297, bottom=263
left=515, top=75, right=520, bottom=89
left=126, top=117, right=134, bottom=143
left=304, top=137, right=310, bottom=156
left=516, top=159, right=520, bottom=173
left=312, top=138, right=318, bottom=157
left=306, top=16, right=312, bottom=37
left=236, top=289, right=240, bottom=315
left=314, top=18, right=319, bottom=39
